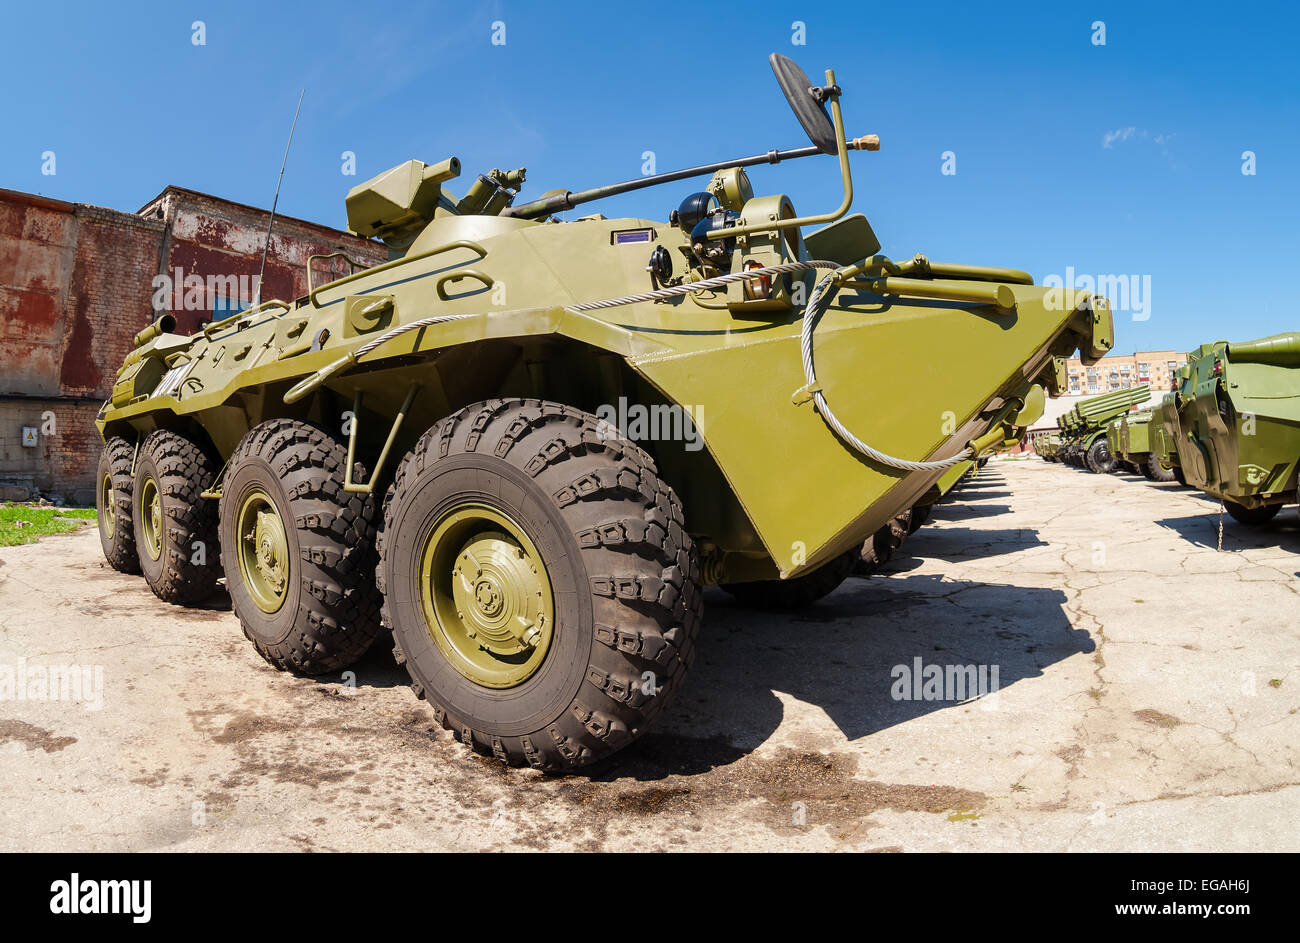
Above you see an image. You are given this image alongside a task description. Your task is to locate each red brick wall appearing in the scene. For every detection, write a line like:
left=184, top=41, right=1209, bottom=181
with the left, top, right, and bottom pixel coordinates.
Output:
left=0, top=185, right=385, bottom=502
left=143, top=188, right=386, bottom=336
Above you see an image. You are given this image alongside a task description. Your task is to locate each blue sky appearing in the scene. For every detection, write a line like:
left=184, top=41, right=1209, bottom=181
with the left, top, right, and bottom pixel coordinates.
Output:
left=4, top=0, right=1297, bottom=354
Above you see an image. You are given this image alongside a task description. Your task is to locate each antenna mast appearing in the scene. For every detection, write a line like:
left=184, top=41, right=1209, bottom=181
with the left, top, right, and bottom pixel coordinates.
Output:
left=251, top=88, right=305, bottom=308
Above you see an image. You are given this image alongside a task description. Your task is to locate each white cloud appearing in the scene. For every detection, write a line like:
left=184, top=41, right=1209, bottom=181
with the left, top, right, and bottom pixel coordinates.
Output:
left=1102, top=126, right=1138, bottom=148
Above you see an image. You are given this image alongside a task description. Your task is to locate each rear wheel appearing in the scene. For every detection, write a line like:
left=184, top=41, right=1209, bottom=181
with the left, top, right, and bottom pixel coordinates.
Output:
left=132, top=430, right=220, bottom=604
left=218, top=420, right=383, bottom=674
left=96, top=436, right=139, bottom=573
left=1085, top=439, right=1115, bottom=474
left=723, top=548, right=857, bottom=608
left=378, top=399, right=700, bottom=770
left=1223, top=500, right=1280, bottom=527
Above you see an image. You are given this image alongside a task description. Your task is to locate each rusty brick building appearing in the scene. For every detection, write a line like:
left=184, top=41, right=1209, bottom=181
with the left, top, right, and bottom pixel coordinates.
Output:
left=0, top=186, right=384, bottom=504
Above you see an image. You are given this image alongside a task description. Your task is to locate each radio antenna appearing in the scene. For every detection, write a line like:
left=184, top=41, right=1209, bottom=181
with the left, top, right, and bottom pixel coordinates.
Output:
left=251, top=88, right=305, bottom=308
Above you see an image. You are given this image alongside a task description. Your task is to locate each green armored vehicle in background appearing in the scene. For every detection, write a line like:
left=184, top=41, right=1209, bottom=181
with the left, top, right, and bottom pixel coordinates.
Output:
left=1033, top=430, right=1062, bottom=461
left=1060, top=384, right=1150, bottom=472
left=1155, top=364, right=1190, bottom=484
left=1163, top=332, right=1300, bottom=525
left=1108, top=409, right=1176, bottom=481
left=92, top=54, right=1112, bottom=770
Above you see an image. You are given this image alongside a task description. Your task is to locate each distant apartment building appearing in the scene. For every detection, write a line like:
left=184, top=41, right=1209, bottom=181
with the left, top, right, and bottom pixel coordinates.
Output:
left=1064, top=350, right=1184, bottom=396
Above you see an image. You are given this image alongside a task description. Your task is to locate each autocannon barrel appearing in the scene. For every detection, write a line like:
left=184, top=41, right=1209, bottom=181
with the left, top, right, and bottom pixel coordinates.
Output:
left=133, top=314, right=176, bottom=348
left=1228, top=332, right=1300, bottom=366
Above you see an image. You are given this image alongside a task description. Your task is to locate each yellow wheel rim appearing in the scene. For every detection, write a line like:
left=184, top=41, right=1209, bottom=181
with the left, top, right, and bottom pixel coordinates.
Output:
left=418, top=504, right=554, bottom=689
left=99, top=472, right=115, bottom=540
left=236, top=489, right=290, bottom=614
left=140, top=476, right=162, bottom=561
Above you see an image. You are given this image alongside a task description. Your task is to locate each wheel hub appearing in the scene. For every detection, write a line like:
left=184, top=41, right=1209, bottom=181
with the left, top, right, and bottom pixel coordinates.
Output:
left=419, top=506, right=554, bottom=689
left=99, top=472, right=115, bottom=540
left=140, top=476, right=162, bottom=561
left=236, top=490, right=289, bottom=613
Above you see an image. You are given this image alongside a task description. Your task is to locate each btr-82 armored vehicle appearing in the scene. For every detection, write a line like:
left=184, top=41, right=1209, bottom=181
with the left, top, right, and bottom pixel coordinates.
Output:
left=94, top=54, right=1112, bottom=769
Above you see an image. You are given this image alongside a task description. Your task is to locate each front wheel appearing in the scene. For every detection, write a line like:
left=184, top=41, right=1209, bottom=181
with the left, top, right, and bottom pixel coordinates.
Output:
left=1223, top=500, right=1280, bottom=527
left=378, top=399, right=701, bottom=770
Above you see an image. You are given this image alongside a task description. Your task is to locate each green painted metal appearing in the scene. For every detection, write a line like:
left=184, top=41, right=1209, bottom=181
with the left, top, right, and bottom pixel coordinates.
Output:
left=417, top=504, right=554, bottom=688
left=139, top=475, right=162, bottom=562
left=96, top=53, right=1115, bottom=583
left=235, top=489, right=290, bottom=614
left=99, top=471, right=115, bottom=539
left=1162, top=334, right=1300, bottom=509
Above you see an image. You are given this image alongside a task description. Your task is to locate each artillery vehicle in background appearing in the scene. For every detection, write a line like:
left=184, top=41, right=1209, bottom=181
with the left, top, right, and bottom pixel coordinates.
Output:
left=1059, top=384, right=1151, bottom=472
left=1033, top=430, right=1062, bottom=461
left=93, top=54, right=1112, bottom=770
left=1162, top=332, right=1300, bottom=525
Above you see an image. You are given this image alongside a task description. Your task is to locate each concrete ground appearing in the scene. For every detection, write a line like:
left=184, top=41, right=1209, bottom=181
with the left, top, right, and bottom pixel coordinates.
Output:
left=1, top=459, right=1296, bottom=852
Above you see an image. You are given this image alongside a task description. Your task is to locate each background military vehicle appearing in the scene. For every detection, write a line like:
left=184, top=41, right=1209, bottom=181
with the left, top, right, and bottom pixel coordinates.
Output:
left=1033, top=430, right=1062, bottom=461
left=1059, top=384, right=1150, bottom=472
left=1163, top=332, right=1300, bottom=525
left=1108, top=409, right=1176, bottom=481
left=93, top=54, right=1112, bottom=770
left=1155, top=367, right=1190, bottom=484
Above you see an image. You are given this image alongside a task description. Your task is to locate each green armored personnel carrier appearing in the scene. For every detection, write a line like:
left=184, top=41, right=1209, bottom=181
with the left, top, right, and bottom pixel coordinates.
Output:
left=1060, top=384, right=1151, bottom=472
left=1163, top=332, right=1300, bottom=524
left=1108, top=409, right=1176, bottom=480
left=93, top=54, right=1112, bottom=770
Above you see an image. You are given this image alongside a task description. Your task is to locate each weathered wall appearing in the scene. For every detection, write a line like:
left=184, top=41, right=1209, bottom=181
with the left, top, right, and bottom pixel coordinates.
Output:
left=139, top=188, right=386, bottom=337
left=0, top=190, right=165, bottom=502
left=0, top=185, right=384, bottom=504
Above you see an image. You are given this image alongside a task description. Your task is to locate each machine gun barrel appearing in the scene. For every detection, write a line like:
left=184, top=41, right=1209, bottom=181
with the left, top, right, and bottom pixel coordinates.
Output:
left=502, top=136, right=878, bottom=220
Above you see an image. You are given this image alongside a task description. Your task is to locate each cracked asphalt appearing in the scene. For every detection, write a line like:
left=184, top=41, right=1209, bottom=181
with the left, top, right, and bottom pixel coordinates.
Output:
left=1, top=458, right=1296, bottom=851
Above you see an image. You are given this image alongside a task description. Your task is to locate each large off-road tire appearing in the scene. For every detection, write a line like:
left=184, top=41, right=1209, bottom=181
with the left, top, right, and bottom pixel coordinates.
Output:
left=1172, top=465, right=1187, bottom=486
left=132, top=430, right=221, bottom=604
left=1146, top=452, right=1176, bottom=482
left=723, top=548, right=857, bottom=609
left=378, top=398, right=701, bottom=771
left=1085, top=439, right=1115, bottom=474
left=96, top=436, right=139, bottom=574
left=854, top=512, right=910, bottom=576
left=1223, top=500, right=1280, bottom=527
left=218, top=420, right=383, bottom=674
left=907, top=503, right=932, bottom=534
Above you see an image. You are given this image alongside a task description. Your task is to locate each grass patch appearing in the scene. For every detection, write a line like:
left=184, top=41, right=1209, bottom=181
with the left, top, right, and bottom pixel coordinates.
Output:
left=0, top=504, right=96, bottom=547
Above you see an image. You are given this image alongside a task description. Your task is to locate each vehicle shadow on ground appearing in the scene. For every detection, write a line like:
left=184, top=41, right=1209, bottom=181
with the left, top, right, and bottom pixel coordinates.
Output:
left=927, top=502, right=1013, bottom=520
left=588, top=572, right=1088, bottom=782
left=889, top=526, right=1049, bottom=564
left=1155, top=512, right=1300, bottom=551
